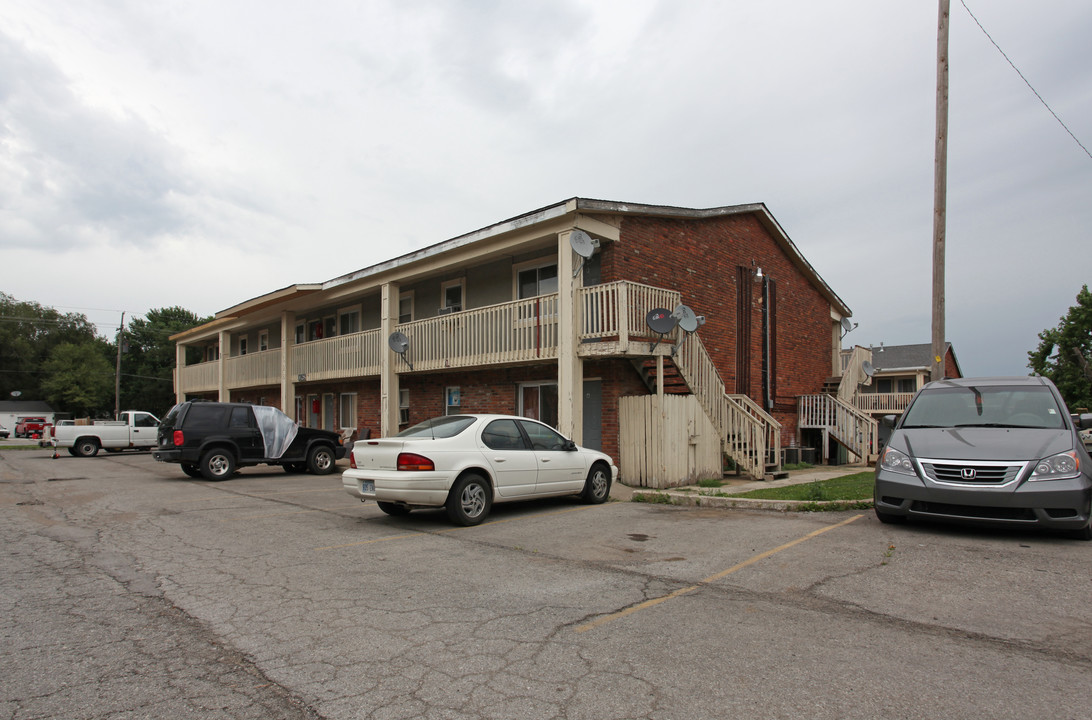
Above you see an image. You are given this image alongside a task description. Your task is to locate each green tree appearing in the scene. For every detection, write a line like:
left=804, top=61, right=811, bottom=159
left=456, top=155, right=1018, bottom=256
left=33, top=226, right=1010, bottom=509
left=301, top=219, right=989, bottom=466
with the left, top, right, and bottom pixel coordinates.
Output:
left=118, top=307, right=210, bottom=416
left=0, top=293, right=100, bottom=402
left=41, top=342, right=115, bottom=418
left=1028, top=285, right=1092, bottom=410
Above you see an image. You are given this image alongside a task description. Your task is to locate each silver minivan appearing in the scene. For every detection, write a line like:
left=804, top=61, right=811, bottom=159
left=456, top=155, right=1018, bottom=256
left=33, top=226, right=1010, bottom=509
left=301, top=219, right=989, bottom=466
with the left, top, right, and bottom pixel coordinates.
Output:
left=874, top=376, right=1092, bottom=540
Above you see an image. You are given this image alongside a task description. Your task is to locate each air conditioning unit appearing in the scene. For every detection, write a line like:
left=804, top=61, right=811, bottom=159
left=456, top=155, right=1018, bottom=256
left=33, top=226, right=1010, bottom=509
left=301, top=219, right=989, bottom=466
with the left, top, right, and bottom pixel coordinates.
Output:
left=437, top=306, right=458, bottom=315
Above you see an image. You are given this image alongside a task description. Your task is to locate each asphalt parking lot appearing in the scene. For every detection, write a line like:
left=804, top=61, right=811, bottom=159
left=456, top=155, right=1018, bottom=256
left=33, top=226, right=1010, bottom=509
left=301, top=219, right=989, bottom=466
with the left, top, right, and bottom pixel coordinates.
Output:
left=2, top=447, right=1090, bottom=719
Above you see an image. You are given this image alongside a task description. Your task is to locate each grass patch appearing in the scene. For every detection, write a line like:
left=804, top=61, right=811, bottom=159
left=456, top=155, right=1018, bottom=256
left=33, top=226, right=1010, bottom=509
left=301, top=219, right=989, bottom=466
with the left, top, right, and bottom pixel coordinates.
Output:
left=729, top=471, right=874, bottom=502
left=697, top=477, right=725, bottom=488
left=781, top=462, right=815, bottom=471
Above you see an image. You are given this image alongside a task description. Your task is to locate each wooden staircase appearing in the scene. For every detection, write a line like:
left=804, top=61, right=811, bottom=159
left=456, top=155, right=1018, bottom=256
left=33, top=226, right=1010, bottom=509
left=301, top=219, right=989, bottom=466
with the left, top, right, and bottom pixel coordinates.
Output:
left=631, top=357, right=690, bottom=395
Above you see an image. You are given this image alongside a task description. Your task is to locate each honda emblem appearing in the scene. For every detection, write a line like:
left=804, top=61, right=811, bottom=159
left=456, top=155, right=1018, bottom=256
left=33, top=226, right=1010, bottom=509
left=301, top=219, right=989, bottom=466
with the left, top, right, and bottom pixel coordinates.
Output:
left=961, top=468, right=977, bottom=480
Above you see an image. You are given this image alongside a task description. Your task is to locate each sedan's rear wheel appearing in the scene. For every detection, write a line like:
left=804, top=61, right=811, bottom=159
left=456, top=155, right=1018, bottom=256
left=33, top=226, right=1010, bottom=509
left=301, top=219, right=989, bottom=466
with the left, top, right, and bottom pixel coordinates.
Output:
left=581, top=463, right=611, bottom=504
left=446, top=473, right=492, bottom=526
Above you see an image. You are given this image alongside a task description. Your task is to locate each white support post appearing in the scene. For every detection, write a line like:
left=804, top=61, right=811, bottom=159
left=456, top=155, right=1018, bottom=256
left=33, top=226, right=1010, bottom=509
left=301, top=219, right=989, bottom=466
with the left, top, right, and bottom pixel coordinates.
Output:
left=557, top=230, right=583, bottom=442
left=380, top=282, right=400, bottom=438
left=281, top=311, right=295, bottom=418
left=217, top=331, right=229, bottom=402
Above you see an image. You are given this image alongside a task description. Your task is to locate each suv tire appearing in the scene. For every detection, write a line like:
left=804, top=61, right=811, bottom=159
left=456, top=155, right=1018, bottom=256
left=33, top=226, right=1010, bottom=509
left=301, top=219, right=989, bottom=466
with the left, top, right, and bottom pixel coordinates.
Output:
left=307, top=445, right=336, bottom=475
left=200, top=448, right=236, bottom=481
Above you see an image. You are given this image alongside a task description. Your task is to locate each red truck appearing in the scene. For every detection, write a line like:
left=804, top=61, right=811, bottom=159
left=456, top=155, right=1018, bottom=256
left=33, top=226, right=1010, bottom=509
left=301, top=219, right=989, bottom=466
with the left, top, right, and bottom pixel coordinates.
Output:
left=15, top=417, right=47, bottom=438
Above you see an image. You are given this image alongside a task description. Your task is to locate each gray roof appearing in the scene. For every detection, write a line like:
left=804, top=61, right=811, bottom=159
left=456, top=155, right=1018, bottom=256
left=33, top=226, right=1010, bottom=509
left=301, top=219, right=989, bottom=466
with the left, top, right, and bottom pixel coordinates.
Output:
left=870, top=342, right=960, bottom=375
left=0, top=400, right=54, bottom=413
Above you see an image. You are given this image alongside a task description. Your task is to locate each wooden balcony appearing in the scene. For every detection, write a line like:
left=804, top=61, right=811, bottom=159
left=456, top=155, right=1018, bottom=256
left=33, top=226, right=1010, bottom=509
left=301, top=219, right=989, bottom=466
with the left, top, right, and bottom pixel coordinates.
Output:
left=225, top=348, right=281, bottom=388
left=177, top=360, right=220, bottom=394
left=176, top=281, right=690, bottom=395
left=854, top=392, right=915, bottom=415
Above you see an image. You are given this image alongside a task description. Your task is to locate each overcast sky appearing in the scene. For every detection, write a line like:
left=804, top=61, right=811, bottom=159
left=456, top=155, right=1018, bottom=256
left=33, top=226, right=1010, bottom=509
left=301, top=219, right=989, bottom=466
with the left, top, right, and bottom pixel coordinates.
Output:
left=2, top=0, right=1089, bottom=378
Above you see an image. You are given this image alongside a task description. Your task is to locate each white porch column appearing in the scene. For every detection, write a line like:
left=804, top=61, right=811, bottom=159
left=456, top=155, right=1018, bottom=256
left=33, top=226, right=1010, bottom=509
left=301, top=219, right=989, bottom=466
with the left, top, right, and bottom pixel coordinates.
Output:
left=174, top=343, right=186, bottom=404
left=557, top=230, right=584, bottom=443
left=281, top=311, right=296, bottom=418
left=217, top=330, right=229, bottom=402
left=380, top=281, right=401, bottom=437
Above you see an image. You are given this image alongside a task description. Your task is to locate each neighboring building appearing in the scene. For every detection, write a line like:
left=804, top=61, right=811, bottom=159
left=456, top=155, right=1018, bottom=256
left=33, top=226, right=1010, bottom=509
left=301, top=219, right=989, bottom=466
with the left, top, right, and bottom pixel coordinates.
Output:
left=0, top=401, right=56, bottom=433
left=849, top=342, right=963, bottom=417
left=170, top=198, right=859, bottom=483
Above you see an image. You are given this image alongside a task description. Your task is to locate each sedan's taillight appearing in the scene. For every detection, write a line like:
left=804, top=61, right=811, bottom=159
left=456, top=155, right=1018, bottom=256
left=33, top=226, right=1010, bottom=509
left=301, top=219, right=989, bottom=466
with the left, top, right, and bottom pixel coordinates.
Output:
left=172, top=430, right=184, bottom=446
left=349, top=452, right=357, bottom=469
left=397, top=452, right=435, bottom=472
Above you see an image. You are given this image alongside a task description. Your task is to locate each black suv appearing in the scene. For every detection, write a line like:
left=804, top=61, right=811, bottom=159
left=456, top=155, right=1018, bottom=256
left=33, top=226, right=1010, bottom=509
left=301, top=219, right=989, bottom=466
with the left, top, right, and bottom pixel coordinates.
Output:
left=154, top=401, right=347, bottom=480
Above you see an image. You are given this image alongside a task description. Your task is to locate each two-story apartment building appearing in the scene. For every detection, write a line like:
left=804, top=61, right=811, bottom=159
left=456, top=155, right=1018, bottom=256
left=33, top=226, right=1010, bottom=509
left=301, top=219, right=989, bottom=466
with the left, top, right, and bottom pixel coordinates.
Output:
left=170, top=198, right=855, bottom=482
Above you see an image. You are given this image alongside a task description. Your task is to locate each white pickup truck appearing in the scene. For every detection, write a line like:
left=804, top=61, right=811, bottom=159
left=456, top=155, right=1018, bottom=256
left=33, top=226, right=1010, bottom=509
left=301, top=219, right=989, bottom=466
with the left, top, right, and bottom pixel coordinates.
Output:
left=51, top=411, right=161, bottom=457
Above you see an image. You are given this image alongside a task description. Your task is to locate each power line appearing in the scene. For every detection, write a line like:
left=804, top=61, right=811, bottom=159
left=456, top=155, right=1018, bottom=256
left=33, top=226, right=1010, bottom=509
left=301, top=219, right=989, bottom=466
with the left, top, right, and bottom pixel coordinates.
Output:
left=960, top=0, right=1092, bottom=161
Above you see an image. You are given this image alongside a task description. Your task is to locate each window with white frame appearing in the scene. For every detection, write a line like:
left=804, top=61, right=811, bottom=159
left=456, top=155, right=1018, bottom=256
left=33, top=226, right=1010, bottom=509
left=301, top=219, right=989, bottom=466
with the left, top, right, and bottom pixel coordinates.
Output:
left=399, top=388, right=410, bottom=425
left=258, top=331, right=269, bottom=352
left=239, top=336, right=248, bottom=356
left=339, top=308, right=360, bottom=335
left=440, top=279, right=464, bottom=314
left=324, top=316, right=337, bottom=338
left=398, top=293, right=414, bottom=324
left=295, top=324, right=305, bottom=344
left=339, top=393, right=357, bottom=429
left=445, top=386, right=461, bottom=416
left=515, top=260, right=558, bottom=299
left=519, top=382, right=558, bottom=427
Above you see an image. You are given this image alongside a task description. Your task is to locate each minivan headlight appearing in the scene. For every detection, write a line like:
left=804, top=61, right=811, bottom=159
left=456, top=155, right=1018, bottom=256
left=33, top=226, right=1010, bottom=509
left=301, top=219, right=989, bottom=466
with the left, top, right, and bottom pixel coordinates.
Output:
left=880, top=447, right=915, bottom=475
left=1029, top=451, right=1080, bottom=481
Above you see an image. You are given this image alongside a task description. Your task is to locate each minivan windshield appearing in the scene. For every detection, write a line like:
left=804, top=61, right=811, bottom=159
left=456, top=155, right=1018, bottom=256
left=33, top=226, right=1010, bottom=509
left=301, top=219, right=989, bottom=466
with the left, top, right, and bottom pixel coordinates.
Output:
left=901, top=385, right=1066, bottom=430
left=397, top=416, right=476, bottom=438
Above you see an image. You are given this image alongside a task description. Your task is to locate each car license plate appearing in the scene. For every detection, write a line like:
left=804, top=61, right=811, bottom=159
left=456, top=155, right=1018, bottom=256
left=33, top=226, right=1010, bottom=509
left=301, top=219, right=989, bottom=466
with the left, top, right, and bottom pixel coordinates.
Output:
left=361, top=480, right=374, bottom=493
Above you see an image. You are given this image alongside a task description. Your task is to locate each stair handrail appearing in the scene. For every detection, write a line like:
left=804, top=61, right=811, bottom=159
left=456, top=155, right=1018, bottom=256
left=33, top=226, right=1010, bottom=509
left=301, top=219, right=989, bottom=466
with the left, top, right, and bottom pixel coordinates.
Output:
left=672, top=333, right=778, bottom=479
left=799, top=392, right=879, bottom=462
left=727, top=392, right=782, bottom=468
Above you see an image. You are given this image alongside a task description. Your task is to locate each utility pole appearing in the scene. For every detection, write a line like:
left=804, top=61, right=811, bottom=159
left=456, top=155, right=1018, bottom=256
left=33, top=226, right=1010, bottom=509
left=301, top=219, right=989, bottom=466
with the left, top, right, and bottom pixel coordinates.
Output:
left=931, top=0, right=950, bottom=382
left=115, top=312, right=125, bottom=418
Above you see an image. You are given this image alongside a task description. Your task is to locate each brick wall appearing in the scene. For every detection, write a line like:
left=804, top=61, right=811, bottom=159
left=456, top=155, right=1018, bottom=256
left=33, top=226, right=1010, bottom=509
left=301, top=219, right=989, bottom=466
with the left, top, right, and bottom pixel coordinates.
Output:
left=600, top=212, right=835, bottom=445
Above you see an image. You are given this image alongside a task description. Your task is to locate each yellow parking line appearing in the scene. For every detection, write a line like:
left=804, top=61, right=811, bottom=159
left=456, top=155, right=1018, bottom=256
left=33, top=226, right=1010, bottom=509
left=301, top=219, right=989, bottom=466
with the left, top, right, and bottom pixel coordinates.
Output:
left=574, top=514, right=865, bottom=633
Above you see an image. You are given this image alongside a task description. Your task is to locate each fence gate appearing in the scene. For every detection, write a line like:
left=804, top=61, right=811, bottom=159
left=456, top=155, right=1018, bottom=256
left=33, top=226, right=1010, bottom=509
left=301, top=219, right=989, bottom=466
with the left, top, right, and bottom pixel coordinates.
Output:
left=618, top=394, right=722, bottom=489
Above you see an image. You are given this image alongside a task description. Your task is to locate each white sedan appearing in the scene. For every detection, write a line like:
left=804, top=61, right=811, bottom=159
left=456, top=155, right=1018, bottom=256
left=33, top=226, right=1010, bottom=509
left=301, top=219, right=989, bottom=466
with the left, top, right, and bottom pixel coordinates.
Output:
left=342, top=414, right=618, bottom=525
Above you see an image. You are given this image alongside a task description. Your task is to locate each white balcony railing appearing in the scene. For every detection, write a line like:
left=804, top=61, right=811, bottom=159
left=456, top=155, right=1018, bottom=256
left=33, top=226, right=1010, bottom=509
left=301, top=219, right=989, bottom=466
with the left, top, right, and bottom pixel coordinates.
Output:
left=291, top=329, right=381, bottom=383
left=177, top=360, right=220, bottom=393
left=225, top=348, right=281, bottom=388
left=854, top=392, right=916, bottom=415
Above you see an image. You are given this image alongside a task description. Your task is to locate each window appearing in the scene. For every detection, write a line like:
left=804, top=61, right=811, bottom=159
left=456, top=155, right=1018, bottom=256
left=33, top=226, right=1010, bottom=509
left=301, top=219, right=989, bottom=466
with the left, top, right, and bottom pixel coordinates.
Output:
left=482, top=419, right=527, bottom=451
left=239, top=337, right=248, bottom=356
left=258, top=331, right=269, bottom=352
left=295, top=396, right=304, bottom=423
left=340, top=393, right=357, bottom=429
left=516, top=261, right=558, bottom=299
left=520, top=383, right=558, bottom=427
left=440, top=279, right=464, bottom=313
left=184, top=404, right=229, bottom=429
left=295, top=324, right=305, bottom=344
left=229, top=406, right=253, bottom=428
left=399, top=293, right=414, bottom=324
left=324, top=316, right=337, bottom=339
left=206, top=345, right=219, bottom=362
left=339, top=309, right=360, bottom=335
left=445, top=386, right=461, bottom=416
left=399, top=388, right=410, bottom=425
left=897, top=379, right=917, bottom=394
left=308, top=320, right=323, bottom=341
left=519, top=419, right=567, bottom=451
left=876, top=379, right=893, bottom=394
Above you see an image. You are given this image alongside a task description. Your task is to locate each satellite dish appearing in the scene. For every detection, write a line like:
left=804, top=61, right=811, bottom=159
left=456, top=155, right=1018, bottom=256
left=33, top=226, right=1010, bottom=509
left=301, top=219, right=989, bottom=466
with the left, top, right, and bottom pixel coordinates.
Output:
left=387, top=331, right=409, bottom=354
left=569, top=230, right=597, bottom=259
left=387, top=331, right=413, bottom=370
left=646, top=308, right=677, bottom=335
left=569, top=230, right=600, bottom=277
left=839, top=317, right=858, bottom=338
left=862, top=361, right=875, bottom=377
left=672, top=305, right=699, bottom=333
left=645, top=308, right=677, bottom=353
